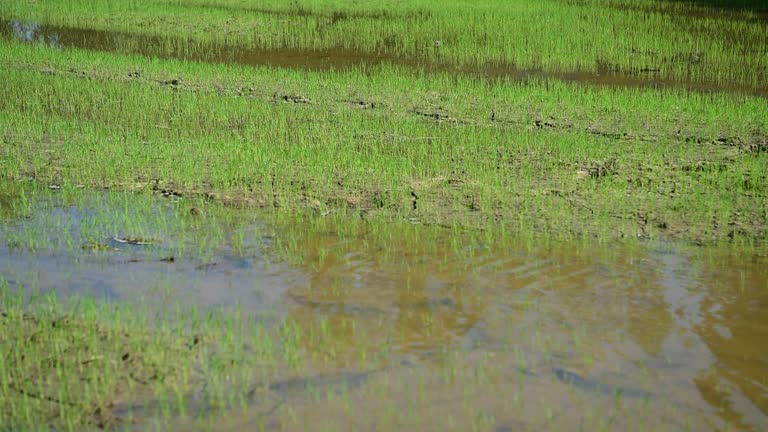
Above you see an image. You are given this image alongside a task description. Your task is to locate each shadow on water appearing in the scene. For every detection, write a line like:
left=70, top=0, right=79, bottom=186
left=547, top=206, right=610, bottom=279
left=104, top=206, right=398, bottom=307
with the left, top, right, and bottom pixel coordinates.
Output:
left=666, top=0, right=768, bottom=13
left=1, top=181, right=767, bottom=430
left=1, top=19, right=766, bottom=97
left=551, top=367, right=653, bottom=399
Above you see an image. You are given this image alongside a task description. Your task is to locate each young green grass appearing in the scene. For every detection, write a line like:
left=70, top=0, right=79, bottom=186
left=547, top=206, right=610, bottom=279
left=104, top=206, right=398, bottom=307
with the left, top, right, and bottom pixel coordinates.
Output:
left=0, top=3, right=767, bottom=426
left=1, top=39, right=766, bottom=244
left=1, top=0, right=766, bottom=90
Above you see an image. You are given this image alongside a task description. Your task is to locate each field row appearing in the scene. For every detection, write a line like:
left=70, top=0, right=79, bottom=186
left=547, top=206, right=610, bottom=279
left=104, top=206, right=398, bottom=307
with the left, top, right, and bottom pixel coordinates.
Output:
left=2, top=0, right=767, bottom=89
left=1, top=40, right=766, bottom=243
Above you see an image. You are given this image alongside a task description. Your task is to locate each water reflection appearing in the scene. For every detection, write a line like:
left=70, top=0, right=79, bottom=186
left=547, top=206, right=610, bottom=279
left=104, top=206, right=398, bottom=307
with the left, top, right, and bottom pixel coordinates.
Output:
left=693, top=258, right=768, bottom=430
left=9, top=21, right=60, bottom=47
left=1, top=183, right=766, bottom=430
left=266, top=217, right=768, bottom=429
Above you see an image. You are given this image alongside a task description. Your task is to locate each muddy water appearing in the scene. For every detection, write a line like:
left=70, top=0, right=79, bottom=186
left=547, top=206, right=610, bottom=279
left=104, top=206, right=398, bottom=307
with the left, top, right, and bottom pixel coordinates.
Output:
left=2, top=19, right=766, bottom=97
left=1, top=183, right=767, bottom=430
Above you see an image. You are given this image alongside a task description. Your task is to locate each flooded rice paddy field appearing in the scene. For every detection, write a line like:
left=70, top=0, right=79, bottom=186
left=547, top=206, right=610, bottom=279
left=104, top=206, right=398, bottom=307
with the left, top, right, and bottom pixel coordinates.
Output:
left=1, top=182, right=767, bottom=430
left=1, top=0, right=767, bottom=430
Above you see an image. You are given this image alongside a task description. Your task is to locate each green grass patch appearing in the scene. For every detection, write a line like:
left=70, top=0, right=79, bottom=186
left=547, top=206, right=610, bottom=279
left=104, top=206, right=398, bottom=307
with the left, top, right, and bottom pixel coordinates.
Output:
left=1, top=0, right=766, bottom=90
left=0, top=284, right=210, bottom=430
left=1, top=38, right=766, bottom=244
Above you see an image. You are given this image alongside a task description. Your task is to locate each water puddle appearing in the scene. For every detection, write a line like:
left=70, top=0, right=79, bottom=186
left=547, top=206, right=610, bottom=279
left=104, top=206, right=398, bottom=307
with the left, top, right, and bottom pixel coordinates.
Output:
left=608, top=1, right=768, bottom=22
left=2, top=19, right=765, bottom=97
left=1, top=181, right=767, bottom=430
left=0, top=181, right=304, bottom=312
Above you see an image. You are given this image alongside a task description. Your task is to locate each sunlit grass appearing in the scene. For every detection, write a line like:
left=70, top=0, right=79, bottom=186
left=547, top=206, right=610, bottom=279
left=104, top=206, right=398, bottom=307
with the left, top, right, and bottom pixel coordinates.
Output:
left=1, top=0, right=766, bottom=89
left=1, top=39, right=766, bottom=244
left=0, top=1, right=766, bottom=429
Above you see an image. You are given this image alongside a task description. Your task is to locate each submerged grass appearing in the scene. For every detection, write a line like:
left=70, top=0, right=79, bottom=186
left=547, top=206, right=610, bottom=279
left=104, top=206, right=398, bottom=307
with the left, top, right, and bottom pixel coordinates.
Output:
left=1, top=183, right=766, bottom=430
left=0, top=279, right=388, bottom=431
left=0, top=179, right=263, bottom=262
left=0, top=273, right=732, bottom=431
left=0, top=282, right=202, bottom=430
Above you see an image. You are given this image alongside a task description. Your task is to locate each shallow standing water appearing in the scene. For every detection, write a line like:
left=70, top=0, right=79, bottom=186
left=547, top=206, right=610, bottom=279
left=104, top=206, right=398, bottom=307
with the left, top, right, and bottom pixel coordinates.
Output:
left=2, top=19, right=766, bottom=97
left=1, top=182, right=766, bottom=430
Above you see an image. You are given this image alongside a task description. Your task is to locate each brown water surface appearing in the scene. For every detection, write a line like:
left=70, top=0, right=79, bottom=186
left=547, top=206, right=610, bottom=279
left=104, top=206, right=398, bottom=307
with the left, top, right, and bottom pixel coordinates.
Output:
left=2, top=19, right=766, bottom=97
left=1, top=182, right=767, bottom=430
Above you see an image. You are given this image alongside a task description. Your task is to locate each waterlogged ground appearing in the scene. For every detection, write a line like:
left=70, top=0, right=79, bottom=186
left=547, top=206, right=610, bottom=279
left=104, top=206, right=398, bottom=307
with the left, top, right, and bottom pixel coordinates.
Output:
left=2, top=19, right=766, bottom=97
left=1, top=182, right=766, bottom=430
left=0, top=1, right=766, bottom=430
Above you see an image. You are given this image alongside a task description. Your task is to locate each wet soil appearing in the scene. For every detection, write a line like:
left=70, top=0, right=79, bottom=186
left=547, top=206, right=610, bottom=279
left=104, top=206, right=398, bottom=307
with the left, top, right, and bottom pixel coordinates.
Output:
left=2, top=20, right=766, bottom=97
left=587, top=0, right=768, bottom=21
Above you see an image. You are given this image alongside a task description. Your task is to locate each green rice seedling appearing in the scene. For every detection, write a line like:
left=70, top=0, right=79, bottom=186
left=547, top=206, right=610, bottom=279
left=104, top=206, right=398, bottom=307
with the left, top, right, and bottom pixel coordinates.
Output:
left=1, top=0, right=766, bottom=90
left=0, top=1, right=766, bottom=429
left=0, top=283, right=205, bottom=429
left=1, top=37, right=765, bottom=243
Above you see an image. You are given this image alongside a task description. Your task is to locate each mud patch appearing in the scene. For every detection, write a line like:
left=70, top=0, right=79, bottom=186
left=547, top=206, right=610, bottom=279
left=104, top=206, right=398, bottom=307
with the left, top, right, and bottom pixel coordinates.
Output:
left=576, top=158, right=619, bottom=180
left=272, top=93, right=311, bottom=104
left=349, top=98, right=382, bottom=109
left=413, top=108, right=460, bottom=124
